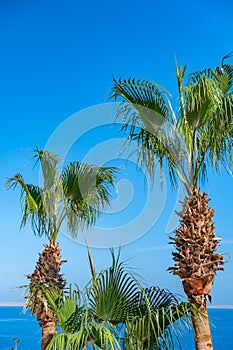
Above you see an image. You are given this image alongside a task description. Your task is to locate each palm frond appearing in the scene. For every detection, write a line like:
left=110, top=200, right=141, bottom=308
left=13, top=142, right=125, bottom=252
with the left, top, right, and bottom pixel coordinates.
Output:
left=111, top=77, right=174, bottom=137
left=87, top=250, right=139, bottom=324
left=184, top=75, right=224, bottom=130
left=47, top=321, right=121, bottom=350
left=32, top=148, right=59, bottom=189
left=110, top=77, right=189, bottom=189
left=41, top=285, right=83, bottom=333
left=7, top=151, right=118, bottom=241
left=125, top=287, right=191, bottom=349
left=61, top=162, right=117, bottom=235
left=6, top=174, right=48, bottom=236
left=111, top=77, right=172, bottom=124
left=108, top=57, right=233, bottom=190
left=41, top=250, right=191, bottom=350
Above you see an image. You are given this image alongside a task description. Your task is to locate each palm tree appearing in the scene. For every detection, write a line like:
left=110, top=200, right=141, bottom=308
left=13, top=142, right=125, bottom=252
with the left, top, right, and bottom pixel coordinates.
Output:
left=7, top=149, right=117, bottom=350
left=110, top=54, right=233, bottom=349
left=41, top=249, right=191, bottom=350
left=13, top=338, right=20, bottom=350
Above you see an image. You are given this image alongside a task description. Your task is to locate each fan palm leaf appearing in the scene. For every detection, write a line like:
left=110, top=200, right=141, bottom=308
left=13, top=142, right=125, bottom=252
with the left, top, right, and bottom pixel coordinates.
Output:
left=61, top=162, right=117, bottom=236
left=111, top=78, right=189, bottom=190
left=6, top=174, right=48, bottom=236
left=41, top=250, right=190, bottom=350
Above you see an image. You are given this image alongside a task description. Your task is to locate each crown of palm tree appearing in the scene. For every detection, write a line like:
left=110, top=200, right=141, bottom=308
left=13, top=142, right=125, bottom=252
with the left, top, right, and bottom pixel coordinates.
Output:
left=110, top=54, right=233, bottom=193
left=6, top=149, right=118, bottom=243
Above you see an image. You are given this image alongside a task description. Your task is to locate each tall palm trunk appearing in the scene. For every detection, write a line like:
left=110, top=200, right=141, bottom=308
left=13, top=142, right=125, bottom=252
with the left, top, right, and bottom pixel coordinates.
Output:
left=169, top=188, right=224, bottom=350
left=27, top=242, right=66, bottom=349
left=40, top=308, right=56, bottom=350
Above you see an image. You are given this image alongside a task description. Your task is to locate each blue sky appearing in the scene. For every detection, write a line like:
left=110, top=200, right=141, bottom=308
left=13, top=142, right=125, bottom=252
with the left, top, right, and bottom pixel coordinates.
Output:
left=1, top=0, right=233, bottom=305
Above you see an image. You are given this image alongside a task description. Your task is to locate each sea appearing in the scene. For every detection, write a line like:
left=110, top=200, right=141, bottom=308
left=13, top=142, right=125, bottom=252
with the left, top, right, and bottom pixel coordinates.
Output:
left=0, top=307, right=233, bottom=349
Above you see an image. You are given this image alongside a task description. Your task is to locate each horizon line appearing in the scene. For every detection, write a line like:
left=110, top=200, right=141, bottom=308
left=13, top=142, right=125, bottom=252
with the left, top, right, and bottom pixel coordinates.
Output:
left=1, top=301, right=233, bottom=309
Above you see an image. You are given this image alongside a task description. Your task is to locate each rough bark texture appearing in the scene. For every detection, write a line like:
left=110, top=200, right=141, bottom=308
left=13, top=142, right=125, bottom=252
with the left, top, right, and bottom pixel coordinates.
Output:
left=41, top=318, right=56, bottom=350
left=191, top=308, right=213, bottom=350
left=27, top=242, right=66, bottom=349
left=169, top=188, right=224, bottom=350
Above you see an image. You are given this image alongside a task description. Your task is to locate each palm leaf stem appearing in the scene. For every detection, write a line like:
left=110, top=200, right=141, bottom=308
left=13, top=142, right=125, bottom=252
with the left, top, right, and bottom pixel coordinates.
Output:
left=176, top=63, right=187, bottom=121
left=50, top=207, right=67, bottom=244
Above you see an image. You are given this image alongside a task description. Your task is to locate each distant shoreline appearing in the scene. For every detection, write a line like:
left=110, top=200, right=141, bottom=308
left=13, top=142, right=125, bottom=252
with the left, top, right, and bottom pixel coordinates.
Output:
left=0, top=302, right=233, bottom=308
left=0, top=302, right=25, bottom=307
left=208, top=305, right=233, bottom=309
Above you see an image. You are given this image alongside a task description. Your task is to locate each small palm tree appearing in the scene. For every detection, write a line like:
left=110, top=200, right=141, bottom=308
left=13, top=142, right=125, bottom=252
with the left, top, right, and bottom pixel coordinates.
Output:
left=7, top=149, right=117, bottom=350
left=110, top=54, right=233, bottom=349
left=13, top=338, right=20, bottom=350
left=41, top=249, right=191, bottom=350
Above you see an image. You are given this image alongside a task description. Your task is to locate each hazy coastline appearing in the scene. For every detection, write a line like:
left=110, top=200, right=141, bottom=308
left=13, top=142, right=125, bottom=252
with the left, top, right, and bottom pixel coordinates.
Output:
left=1, top=301, right=233, bottom=308
left=208, top=305, right=233, bottom=309
left=0, top=302, right=25, bottom=307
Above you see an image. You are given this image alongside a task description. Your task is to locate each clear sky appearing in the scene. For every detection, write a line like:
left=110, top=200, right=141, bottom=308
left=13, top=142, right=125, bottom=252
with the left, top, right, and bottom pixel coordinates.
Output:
left=1, top=0, right=233, bottom=305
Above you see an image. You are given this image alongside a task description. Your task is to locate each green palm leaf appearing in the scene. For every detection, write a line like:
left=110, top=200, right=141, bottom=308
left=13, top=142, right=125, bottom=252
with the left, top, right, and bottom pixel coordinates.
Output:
left=7, top=150, right=118, bottom=241
left=61, top=162, right=117, bottom=236
left=6, top=174, right=48, bottom=236
left=87, top=250, right=139, bottom=324
left=111, top=77, right=189, bottom=189
left=111, top=56, right=233, bottom=191
left=32, top=148, right=59, bottom=190
left=41, top=250, right=190, bottom=350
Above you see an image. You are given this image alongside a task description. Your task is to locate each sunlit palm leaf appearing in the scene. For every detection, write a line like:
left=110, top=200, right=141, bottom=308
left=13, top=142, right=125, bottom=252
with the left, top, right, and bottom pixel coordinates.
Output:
left=47, top=322, right=121, bottom=350
left=42, top=251, right=190, bottom=350
left=32, top=148, right=59, bottom=190
left=6, top=174, right=48, bottom=236
left=61, top=162, right=117, bottom=235
left=112, top=56, right=233, bottom=191
left=87, top=250, right=139, bottom=324
left=7, top=150, right=118, bottom=241
left=111, top=78, right=187, bottom=188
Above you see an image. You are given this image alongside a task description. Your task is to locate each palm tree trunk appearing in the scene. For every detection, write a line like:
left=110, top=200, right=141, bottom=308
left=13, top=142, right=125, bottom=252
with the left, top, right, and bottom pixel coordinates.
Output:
left=41, top=316, right=56, bottom=350
left=169, top=188, right=224, bottom=350
left=191, top=306, right=212, bottom=350
left=26, top=242, right=66, bottom=349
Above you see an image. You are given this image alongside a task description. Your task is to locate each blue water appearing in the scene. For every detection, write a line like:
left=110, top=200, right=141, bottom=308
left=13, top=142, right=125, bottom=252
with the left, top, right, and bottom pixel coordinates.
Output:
left=0, top=307, right=233, bottom=349
left=0, top=307, right=41, bottom=350
left=176, top=308, right=233, bottom=349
